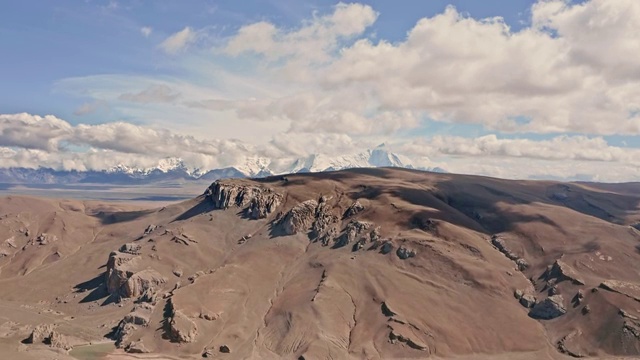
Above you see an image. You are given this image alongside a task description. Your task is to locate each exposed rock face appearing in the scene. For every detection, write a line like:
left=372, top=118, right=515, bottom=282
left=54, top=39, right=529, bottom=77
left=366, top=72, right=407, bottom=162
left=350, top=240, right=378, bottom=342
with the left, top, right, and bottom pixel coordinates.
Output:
left=530, top=295, right=567, bottom=319
left=396, top=246, right=417, bottom=260
left=25, top=324, right=71, bottom=350
left=114, top=303, right=155, bottom=347
left=165, top=299, right=198, bottom=343
left=206, top=181, right=282, bottom=219
left=143, top=224, right=157, bottom=236
left=105, top=250, right=166, bottom=299
left=311, top=197, right=339, bottom=241
left=333, top=220, right=372, bottom=248
left=47, top=330, right=71, bottom=350
left=388, top=325, right=428, bottom=351
left=25, top=324, right=55, bottom=344
left=280, top=200, right=318, bottom=235
left=31, top=233, right=57, bottom=246
left=122, top=269, right=166, bottom=299
left=119, top=242, right=142, bottom=255
left=519, top=294, right=536, bottom=308
left=491, top=235, right=528, bottom=270
left=545, top=260, right=585, bottom=285
left=105, top=251, right=139, bottom=295
left=343, top=200, right=365, bottom=219
left=125, top=341, right=150, bottom=353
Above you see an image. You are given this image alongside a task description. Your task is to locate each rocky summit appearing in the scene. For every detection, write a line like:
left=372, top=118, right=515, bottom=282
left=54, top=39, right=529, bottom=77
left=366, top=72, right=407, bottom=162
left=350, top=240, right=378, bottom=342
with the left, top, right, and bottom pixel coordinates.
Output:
left=1, top=168, right=640, bottom=359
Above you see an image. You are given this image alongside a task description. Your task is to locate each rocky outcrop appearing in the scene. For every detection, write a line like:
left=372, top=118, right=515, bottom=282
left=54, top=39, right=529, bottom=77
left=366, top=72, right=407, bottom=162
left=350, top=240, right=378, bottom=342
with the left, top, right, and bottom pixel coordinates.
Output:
left=599, top=280, right=640, bottom=302
left=530, top=295, right=567, bottom=319
left=388, top=325, right=428, bottom=351
left=279, top=200, right=318, bottom=235
left=25, top=324, right=55, bottom=344
left=491, top=235, right=528, bottom=271
left=125, top=341, right=150, bottom=353
left=557, top=330, right=584, bottom=358
left=105, top=251, right=139, bottom=295
left=30, top=233, right=57, bottom=246
left=105, top=251, right=166, bottom=299
left=544, top=260, right=585, bottom=286
left=380, top=241, right=394, bottom=254
left=165, top=299, right=198, bottom=343
left=311, top=197, right=339, bottom=242
left=119, top=242, right=142, bottom=255
left=114, top=303, right=155, bottom=347
left=331, top=220, right=372, bottom=248
left=343, top=200, right=365, bottom=219
left=396, top=246, right=417, bottom=260
left=515, top=289, right=536, bottom=308
left=206, top=181, right=282, bottom=219
left=25, top=324, right=71, bottom=351
left=122, top=269, right=166, bottom=299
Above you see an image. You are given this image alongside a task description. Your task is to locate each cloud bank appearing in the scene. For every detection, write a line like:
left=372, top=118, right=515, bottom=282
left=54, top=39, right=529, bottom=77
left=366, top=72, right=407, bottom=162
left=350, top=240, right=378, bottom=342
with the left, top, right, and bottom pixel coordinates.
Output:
left=5, top=1, right=640, bottom=181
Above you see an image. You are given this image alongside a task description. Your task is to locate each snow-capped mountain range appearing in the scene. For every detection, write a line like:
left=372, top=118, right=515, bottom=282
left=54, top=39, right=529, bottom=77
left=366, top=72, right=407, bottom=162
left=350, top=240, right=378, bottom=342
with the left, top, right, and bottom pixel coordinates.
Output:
left=0, top=147, right=445, bottom=185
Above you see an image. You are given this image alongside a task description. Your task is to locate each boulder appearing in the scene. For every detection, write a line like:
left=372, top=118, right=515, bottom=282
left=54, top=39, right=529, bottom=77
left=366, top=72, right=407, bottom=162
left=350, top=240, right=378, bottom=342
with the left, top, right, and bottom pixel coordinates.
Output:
left=529, top=295, right=567, bottom=319
left=519, top=294, right=536, bottom=308
left=396, top=246, right=417, bottom=260
left=380, top=242, right=394, bottom=254
left=32, top=233, right=57, bottom=246
left=119, top=243, right=142, bottom=255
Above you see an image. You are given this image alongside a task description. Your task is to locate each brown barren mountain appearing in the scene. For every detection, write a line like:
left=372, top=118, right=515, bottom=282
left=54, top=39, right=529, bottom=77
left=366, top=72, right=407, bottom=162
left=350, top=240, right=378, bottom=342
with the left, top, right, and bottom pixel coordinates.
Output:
left=1, top=168, right=640, bottom=359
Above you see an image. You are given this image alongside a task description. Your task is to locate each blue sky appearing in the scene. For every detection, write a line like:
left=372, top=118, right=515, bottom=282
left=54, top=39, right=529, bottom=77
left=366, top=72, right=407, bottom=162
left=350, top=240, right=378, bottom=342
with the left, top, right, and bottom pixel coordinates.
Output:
left=1, top=0, right=640, bottom=181
left=1, top=0, right=533, bottom=120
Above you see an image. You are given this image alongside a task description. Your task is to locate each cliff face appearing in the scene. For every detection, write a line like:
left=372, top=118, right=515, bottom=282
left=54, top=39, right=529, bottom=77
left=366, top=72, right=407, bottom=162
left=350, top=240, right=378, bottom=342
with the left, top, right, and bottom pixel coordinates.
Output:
left=3, top=168, right=640, bottom=359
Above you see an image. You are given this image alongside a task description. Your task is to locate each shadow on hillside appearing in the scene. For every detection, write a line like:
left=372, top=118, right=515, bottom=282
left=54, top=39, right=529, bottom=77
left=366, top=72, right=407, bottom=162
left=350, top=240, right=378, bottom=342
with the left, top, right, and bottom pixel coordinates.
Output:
left=91, top=209, right=155, bottom=225
left=339, top=173, right=640, bottom=238
left=173, top=196, right=215, bottom=222
left=74, top=273, right=116, bottom=306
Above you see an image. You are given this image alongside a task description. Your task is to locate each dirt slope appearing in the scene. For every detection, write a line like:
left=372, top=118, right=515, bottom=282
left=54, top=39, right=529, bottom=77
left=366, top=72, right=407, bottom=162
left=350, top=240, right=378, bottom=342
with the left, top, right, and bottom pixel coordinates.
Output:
left=1, top=168, right=640, bottom=359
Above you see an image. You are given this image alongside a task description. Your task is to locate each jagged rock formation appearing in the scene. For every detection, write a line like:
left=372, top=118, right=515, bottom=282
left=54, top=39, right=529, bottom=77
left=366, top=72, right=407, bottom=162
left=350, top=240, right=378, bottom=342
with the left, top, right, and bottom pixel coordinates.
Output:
left=491, top=235, right=529, bottom=270
left=530, top=295, right=567, bottom=319
left=25, top=324, right=71, bottom=351
left=343, top=200, right=365, bottom=219
left=205, top=181, right=282, bottom=219
left=105, top=250, right=166, bottom=298
left=544, top=259, right=585, bottom=285
left=165, top=299, right=197, bottom=343
left=279, top=200, right=318, bottom=235
left=333, top=220, right=372, bottom=248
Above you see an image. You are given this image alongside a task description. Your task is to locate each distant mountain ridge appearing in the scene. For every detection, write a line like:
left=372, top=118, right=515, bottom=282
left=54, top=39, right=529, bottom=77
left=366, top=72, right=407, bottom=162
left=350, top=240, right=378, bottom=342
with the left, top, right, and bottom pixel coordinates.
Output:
left=0, top=147, right=445, bottom=184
